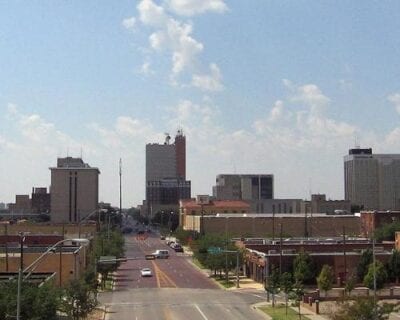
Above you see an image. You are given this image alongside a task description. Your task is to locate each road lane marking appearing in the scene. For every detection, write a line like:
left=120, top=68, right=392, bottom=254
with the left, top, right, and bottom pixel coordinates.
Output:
left=163, top=306, right=173, bottom=320
left=194, top=304, right=209, bottom=320
left=152, top=261, right=177, bottom=288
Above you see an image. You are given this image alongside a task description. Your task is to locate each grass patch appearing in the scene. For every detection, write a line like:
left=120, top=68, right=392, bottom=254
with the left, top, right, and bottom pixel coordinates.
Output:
left=192, top=258, right=205, bottom=269
left=212, top=277, right=236, bottom=288
left=259, top=305, right=311, bottom=320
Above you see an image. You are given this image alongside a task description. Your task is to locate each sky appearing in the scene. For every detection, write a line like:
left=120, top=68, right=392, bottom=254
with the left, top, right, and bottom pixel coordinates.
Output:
left=1, top=1, right=400, bottom=208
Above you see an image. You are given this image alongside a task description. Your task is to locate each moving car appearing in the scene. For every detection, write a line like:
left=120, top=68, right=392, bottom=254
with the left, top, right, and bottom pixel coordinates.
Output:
left=140, top=268, right=152, bottom=277
left=152, top=249, right=169, bottom=259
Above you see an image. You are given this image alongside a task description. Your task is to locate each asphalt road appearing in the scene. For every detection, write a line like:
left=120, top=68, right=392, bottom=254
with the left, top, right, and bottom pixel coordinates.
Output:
left=100, top=288, right=267, bottom=320
left=98, top=229, right=267, bottom=320
left=114, top=232, right=218, bottom=290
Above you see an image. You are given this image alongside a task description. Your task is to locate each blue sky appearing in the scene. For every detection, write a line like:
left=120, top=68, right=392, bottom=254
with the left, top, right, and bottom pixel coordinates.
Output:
left=1, top=1, right=400, bottom=207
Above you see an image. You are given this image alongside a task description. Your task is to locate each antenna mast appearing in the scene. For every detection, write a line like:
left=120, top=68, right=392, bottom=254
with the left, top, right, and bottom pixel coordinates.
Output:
left=119, top=158, right=122, bottom=215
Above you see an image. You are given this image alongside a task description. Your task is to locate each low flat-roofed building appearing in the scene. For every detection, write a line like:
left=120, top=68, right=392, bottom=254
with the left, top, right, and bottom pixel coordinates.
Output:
left=184, top=212, right=361, bottom=238
left=240, top=237, right=393, bottom=285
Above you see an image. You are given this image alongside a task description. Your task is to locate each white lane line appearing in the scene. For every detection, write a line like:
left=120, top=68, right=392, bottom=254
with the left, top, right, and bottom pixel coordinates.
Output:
left=194, top=304, right=209, bottom=320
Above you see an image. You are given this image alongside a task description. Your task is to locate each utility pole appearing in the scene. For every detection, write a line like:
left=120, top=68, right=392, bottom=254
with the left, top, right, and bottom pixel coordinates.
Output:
left=343, top=225, right=347, bottom=283
left=119, top=158, right=122, bottom=216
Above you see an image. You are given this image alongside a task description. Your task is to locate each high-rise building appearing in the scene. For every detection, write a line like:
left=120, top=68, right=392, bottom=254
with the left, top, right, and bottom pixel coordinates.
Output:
left=50, top=157, right=100, bottom=223
left=344, top=148, right=400, bottom=210
left=145, top=130, right=191, bottom=216
left=213, top=174, right=274, bottom=212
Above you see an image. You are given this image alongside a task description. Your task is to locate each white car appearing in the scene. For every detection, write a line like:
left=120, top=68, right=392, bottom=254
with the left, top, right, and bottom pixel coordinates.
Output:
left=140, top=268, right=152, bottom=277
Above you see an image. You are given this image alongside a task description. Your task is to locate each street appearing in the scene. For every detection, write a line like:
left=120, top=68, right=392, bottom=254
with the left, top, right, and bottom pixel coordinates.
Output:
left=98, top=230, right=267, bottom=319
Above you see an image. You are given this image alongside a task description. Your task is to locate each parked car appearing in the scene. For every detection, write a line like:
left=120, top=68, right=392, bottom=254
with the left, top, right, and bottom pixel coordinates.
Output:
left=160, top=235, right=166, bottom=240
left=140, top=268, right=152, bottom=277
left=173, top=244, right=184, bottom=253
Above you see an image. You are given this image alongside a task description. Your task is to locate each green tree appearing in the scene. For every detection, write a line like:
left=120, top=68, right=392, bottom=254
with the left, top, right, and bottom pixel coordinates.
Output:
left=317, top=264, right=334, bottom=295
left=280, top=272, right=293, bottom=316
left=357, top=249, right=373, bottom=281
left=363, top=260, right=388, bottom=290
left=265, top=265, right=280, bottom=307
left=60, top=279, right=97, bottom=320
left=193, top=233, right=241, bottom=281
left=292, top=280, right=304, bottom=320
left=92, top=229, right=125, bottom=288
left=388, top=249, right=400, bottom=284
left=293, top=251, right=315, bottom=284
left=374, top=221, right=400, bottom=242
left=344, top=273, right=357, bottom=296
left=330, top=297, right=396, bottom=320
left=0, top=280, right=60, bottom=320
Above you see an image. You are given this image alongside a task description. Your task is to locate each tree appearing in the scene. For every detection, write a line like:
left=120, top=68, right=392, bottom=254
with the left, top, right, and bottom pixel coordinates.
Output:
left=317, top=264, right=334, bottom=296
left=265, top=265, right=280, bottom=307
left=293, top=251, right=315, bottom=284
left=280, top=272, right=293, bottom=316
left=292, top=280, right=304, bottom=320
left=388, top=249, right=400, bottom=284
left=193, top=233, right=239, bottom=280
left=92, top=229, right=125, bottom=288
left=374, top=221, right=400, bottom=242
left=60, top=279, right=97, bottom=320
left=357, top=249, right=373, bottom=281
left=0, top=280, right=60, bottom=320
left=344, top=273, right=357, bottom=296
left=363, top=260, right=388, bottom=290
left=330, top=297, right=396, bottom=320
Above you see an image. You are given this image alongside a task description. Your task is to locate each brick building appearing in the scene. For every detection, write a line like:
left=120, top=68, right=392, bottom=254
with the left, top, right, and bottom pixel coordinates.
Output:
left=188, top=213, right=361, bottom=238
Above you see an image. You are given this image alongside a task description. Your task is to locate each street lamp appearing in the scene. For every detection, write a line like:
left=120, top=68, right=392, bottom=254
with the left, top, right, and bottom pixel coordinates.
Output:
left=78, top=208, right=107, bottom=237
left=16, top=238, right=89, bottom=320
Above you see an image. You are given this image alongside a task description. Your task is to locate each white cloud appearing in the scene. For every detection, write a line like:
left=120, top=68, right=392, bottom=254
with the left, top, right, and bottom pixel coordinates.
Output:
left=6, top=82, right=400, bottom=208
left=139, top=61, right=154, bottom=75
left=137, top=0, right=167, bottom=27
left=166, top=0, right=228, bottom=16
left=388, top=93, right=400, bottom=114
left=290, top=83, right=330, bottom=114
left=127, top=0, right=222, bottom=88
left=122, top=17, right=136, bottom=30
left=191, top=63, right=223, bottom=91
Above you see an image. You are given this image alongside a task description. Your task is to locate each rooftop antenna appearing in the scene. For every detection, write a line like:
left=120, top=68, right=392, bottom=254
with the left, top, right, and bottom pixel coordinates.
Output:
left=354, top=134, right=360, bottom=149
left=164, top=133, right=171, bottom=145
left=80, top=146, right=83, bottom=159
left=67, top=147, right=69, bottom=157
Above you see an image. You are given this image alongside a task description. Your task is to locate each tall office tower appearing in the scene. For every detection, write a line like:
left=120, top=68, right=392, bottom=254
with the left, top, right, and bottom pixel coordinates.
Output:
left=145, top=130, right=191, bottom=216
left=344, top=148, right=400, bottom=210
left=50, top=157, right=100, bottom=223
left=213, top=174, right=274, bottom=212
left=213, top=174, right=274, bottom=200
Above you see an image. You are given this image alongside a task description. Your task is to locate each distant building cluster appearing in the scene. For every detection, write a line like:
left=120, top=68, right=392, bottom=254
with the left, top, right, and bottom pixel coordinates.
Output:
left=3, top=157, right=99, bottom=223
left=3, top=130, right=400, bottom=234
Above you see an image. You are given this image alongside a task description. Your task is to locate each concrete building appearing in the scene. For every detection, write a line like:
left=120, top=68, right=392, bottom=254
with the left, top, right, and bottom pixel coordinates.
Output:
left=344, top=147, right=400, bottom=210
left=301, top=194, right=351, bottom=214
left=31, top=187, right=51, bottom=214
left=8, top=195, right=31, bottom=214
left=145, top=130, right=191, bottom=216
left=50, top=157, right=100, bottom=223
left=213, top=174, right=274, bottom=212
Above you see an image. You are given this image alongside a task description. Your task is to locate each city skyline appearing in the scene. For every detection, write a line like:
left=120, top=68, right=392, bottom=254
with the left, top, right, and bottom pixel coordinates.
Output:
left=1, top=1, right=400, bottom=207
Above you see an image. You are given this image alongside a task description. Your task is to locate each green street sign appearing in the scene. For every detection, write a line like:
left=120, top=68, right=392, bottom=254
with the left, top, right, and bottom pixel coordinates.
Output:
left=207, top=247, right=222, bottom=254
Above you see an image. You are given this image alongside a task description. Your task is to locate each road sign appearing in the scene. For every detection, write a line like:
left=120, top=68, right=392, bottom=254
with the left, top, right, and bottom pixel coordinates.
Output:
left=98, top=256, right=117, bottom=265
left=207, top=247, right=222, bottom=254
